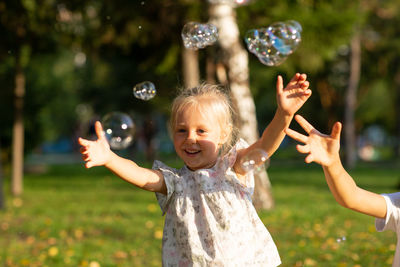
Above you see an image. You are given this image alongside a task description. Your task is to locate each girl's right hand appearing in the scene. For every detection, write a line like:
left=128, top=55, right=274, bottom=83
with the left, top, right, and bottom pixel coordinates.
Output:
left=78, top=121, right=112, bottom=168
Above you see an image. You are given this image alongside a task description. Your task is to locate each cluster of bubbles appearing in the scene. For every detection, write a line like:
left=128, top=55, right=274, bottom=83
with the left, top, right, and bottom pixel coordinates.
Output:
left=239, top=148, right=270, bottom=173
left=181, top=22, right=218, bottom=50
left=102, top=112, right=136, bottom=150
left=245, top=20, right=302, bottom=66
left=207, top=0, right=252, bottom=6
left=133, top=81, right=157, bottom=101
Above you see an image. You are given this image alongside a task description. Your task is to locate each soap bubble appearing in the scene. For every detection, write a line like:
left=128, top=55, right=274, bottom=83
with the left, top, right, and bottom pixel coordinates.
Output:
left=245, top=28, right=288, bottom=66
left=244, top=20, right=302, bottom=66
left=336, top=236, right=346, bottom=243
left=102, top=112, right=136, bottom=150
left=133, top=81, right=156, bottom=101
left=207, top=0, right=253, bottom=6
left=181, top=22, right=218, bottom=50
left=239, top=148, right=270, bottom=173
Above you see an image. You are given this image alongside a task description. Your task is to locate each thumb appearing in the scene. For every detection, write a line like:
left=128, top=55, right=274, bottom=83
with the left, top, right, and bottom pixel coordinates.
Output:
left=276, top=75, right=283, bottom=94
left=331, top=122, right=342, bottom=141
left=95, top=121, right=106, bottom=140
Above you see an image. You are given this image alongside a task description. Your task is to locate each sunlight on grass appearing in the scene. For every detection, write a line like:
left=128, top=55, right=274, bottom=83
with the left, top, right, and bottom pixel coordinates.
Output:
left=0, top=160, right=398, bottom=266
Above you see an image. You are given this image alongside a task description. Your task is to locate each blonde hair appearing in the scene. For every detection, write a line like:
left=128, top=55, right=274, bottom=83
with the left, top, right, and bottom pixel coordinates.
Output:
left=170, top=83, right=238, bottom=156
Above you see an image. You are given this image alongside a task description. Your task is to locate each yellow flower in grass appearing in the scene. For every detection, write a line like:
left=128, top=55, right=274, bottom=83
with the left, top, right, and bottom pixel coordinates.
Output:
left=20, top=259, right=30, bottom=266
left=89, top=261, right=101, bottom=267
left=147, top=203, right=158, bottom=213
left=154, top=229, right=163, bottom=239
left=48, top=246, right=59, bottom=257
left=303, top=258, right=317, bottom=266
left=74, top=228, right=84, bottom=239
left=13, top=198, right=23, bottom=207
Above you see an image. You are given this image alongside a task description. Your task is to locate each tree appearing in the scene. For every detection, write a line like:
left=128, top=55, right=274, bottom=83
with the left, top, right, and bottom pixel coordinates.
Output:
left=0, top=1, right=59, bottom=195
left=209, top=2, right=274, bottom=209
left=12, top=54, right=26, bottom=195
left=0, top=139, right=4, bottom=210
left=344, top=31, right=361, bottom=168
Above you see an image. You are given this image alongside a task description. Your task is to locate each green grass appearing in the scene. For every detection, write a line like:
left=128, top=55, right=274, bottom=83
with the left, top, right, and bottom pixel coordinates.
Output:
left=1, top=158, right=399, bottom=267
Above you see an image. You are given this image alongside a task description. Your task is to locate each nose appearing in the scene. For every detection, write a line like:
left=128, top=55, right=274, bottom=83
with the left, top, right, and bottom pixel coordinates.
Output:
left=186, top=130, right=197, bottom=144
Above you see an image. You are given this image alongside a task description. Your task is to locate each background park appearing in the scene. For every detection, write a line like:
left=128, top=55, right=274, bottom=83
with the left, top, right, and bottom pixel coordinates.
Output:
left=1, top=0, right=400, bottom=266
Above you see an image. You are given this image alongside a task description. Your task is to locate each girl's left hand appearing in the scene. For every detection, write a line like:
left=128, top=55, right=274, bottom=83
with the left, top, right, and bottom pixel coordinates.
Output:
left=276, top=73, right=312, bottom=116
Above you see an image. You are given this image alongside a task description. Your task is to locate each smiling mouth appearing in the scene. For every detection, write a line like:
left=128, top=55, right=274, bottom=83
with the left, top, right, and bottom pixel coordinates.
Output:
left=184, top=149, right=200, bottom=155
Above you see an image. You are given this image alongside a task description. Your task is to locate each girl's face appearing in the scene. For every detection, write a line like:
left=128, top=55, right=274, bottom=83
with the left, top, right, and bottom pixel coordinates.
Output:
left=173, top=104, right=226, bottom=171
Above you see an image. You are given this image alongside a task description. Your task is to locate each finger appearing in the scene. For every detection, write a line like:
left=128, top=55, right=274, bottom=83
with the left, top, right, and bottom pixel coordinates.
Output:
left=294, top=115, right=315, bottom=134
left=276, top=75, right=284, bottom=95
left=289, top=73, right=300, bottom=83
left=298, top=73, right=307, bottom=82
left=331, top=122, right=342, bottom=141
left=305, top=154, right=314, bottom=164
left=80, top=147, right=88, bottom=154
left=95, top=121, right=106, bottom=140
left=285, top=128, right=308, bottom=143
left=296, top=144, right=310, bottom=154
left=85, top=162, right=93, bottom=168
left=78, top=137, right=90, bottom=146
left=301, top=81, right=309, bottom=89
left=304, top=89, right=312, bottom=95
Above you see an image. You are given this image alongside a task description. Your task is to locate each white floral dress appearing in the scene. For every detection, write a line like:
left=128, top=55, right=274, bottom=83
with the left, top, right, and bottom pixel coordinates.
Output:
left=153, top=139, right=281, bottom=267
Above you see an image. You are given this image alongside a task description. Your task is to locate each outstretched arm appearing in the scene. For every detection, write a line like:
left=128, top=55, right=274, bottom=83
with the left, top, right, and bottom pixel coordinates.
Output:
left=285, top=115, right=386, bottom=219
left=235, top=73, right=311, bottom=174
left=78, top=121, right=166, bottom=194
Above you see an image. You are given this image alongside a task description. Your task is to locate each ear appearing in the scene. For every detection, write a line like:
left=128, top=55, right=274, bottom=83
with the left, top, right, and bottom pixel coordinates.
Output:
left=219, top=124, right=232, bottom=145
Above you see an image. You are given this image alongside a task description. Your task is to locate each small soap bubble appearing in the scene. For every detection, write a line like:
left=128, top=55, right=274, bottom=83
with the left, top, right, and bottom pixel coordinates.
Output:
left=133, top=81, right=156, bottom=101
left=336, top=236, right=346, bottom=243
left=102, top=112, right=136, bottom=150
left=207, top=0, right=252, bottom=6
left=244, top=20, right=302, bottom=66
left=181, top=22, right=218, bottom=50
left=239, top=148, right=269, bottom=173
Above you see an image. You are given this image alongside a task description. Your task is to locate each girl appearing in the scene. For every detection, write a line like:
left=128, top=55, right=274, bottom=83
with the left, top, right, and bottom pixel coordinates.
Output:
left=78, top=73, right=311, bottom=266
left=285, top=115, right=399, bottom=267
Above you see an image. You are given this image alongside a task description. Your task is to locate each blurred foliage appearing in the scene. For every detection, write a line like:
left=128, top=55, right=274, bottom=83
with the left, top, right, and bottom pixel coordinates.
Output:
left=1, top=0, right=400, bottom=164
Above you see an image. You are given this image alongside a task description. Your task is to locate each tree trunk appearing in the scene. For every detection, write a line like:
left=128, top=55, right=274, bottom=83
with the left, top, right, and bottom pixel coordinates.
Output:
left=344, top=33, right=361, bottom=169
left=209, top=3, right=274, bottom=210
left=182, top=48, right=200, bottom=89
left=394, top=70, right=400, bottom=158
left=12, top=62, right=25, bottom=196
left=0, top=139, right=4, bottom=210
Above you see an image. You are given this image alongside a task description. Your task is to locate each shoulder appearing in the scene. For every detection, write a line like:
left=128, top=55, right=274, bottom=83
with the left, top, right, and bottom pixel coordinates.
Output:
left=152, top=160, right=186, bottom=184
left=152, top=160, right=176, bottom=172
left=220, top=138, right=250, bottom=167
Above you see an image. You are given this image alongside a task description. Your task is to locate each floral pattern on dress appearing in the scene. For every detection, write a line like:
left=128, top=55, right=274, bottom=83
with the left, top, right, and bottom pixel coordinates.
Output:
left=154, top=139, right=281, bottom=267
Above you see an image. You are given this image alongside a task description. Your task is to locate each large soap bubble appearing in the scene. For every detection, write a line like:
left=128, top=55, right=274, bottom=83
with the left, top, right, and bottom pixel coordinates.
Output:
left=245, top=20, right=302, bottom=66
left=133, top=81, right=156, bottom=101
left=102, top=112, right=136, bottom=150
left=181, top=22, right=218, bottom=50
left=239, top=148, right=270, bottom=173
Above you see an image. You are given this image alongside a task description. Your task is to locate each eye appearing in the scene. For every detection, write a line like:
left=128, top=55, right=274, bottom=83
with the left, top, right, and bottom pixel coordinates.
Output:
left=198, top=129, right=207, bottom=134
left=176, top=128, right=186, bottom=133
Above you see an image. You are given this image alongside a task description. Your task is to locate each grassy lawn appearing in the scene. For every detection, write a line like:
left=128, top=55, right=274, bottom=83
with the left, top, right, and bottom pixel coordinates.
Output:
left=1, top=155, right=399, bottom=267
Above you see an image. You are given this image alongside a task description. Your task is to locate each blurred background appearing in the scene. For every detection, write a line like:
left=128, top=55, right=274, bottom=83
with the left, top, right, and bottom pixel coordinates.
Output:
left=2, top=0, right=399, bottom=174
left=1, top=0, right=400, bottom=266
